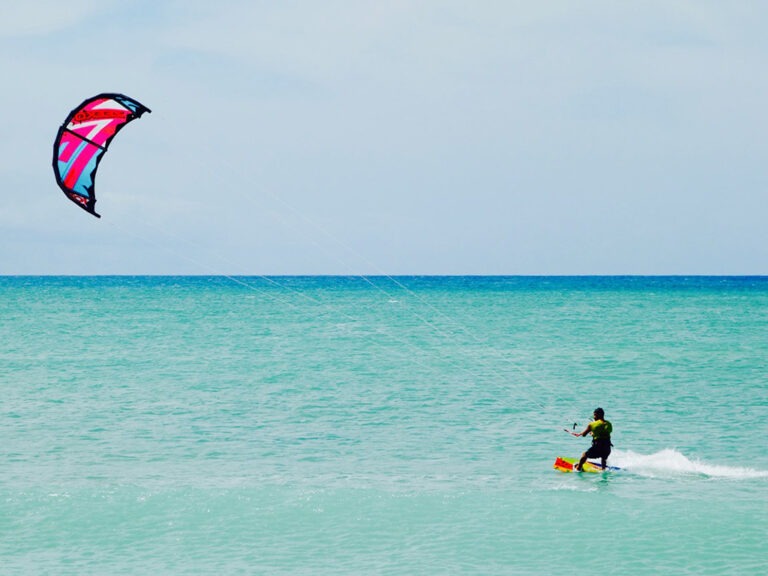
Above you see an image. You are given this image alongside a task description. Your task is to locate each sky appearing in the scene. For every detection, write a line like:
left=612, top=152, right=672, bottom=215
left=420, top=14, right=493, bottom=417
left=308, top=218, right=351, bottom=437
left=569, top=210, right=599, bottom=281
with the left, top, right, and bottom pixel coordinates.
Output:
left=1, top=0, right=766, bottom=275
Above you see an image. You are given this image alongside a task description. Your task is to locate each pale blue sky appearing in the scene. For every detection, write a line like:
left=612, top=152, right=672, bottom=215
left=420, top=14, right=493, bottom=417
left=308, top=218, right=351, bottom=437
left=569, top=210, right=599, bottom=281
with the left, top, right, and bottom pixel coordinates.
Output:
left=1, top=1, right=766, bottom=274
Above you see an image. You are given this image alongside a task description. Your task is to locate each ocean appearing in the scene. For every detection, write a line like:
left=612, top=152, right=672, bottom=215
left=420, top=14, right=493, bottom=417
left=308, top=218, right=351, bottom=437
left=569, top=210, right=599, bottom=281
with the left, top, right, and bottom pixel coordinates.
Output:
left=1, top=276, right=766, bottom=574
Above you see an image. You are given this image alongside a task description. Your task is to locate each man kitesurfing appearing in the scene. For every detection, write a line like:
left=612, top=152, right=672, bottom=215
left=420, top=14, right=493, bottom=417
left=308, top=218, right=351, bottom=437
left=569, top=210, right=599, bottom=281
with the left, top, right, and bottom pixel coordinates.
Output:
left=570, top=407, right=613, bottom=471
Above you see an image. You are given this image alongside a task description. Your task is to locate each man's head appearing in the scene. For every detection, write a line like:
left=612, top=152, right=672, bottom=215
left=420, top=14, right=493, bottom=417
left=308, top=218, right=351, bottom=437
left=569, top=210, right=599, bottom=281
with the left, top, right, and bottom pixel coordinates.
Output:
left=593, top=407, right=605, bottom=419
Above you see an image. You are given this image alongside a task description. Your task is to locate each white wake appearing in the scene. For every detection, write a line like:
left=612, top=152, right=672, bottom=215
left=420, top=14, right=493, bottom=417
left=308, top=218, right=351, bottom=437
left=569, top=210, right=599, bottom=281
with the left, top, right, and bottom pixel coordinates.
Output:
left=610, top=448, right=768, bottom=479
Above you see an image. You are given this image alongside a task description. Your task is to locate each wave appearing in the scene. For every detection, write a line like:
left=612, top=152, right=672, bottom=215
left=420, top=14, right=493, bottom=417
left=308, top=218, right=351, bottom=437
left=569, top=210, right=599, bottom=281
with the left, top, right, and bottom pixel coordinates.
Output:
left=609, top=448, right=768, bottom=479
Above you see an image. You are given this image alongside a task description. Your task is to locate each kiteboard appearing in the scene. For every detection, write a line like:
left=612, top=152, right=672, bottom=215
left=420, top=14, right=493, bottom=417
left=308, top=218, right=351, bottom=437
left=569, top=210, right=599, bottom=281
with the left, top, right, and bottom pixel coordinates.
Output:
left=553, top=456, right=620, bottom=473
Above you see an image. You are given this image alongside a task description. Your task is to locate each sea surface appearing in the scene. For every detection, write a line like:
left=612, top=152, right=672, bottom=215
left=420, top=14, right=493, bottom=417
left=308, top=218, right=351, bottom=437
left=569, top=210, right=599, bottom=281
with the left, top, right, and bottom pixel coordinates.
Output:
left=1, top=276, right=766, bottom=575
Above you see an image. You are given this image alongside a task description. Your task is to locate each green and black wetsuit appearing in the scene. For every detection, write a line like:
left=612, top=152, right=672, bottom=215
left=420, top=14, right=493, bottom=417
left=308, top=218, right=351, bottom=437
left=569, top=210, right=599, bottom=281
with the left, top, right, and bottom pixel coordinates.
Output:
left=584, top=419, right=612, bottom=459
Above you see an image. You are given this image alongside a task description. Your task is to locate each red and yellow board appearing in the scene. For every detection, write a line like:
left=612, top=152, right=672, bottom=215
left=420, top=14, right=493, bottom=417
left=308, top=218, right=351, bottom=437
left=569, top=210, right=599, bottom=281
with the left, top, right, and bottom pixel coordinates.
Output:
left=553, top=456, right=620, bottom=473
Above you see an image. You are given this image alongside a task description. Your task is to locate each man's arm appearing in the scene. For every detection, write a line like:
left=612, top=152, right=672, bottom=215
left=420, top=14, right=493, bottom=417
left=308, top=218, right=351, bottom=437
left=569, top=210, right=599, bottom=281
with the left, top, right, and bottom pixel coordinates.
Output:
left=569, top=423, right=592, bottom=437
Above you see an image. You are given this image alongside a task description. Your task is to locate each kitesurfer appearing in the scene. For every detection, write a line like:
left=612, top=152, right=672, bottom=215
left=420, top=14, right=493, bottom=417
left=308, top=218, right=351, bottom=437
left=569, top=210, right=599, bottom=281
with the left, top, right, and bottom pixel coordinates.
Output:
left=574, top=407, right=612, bottom=471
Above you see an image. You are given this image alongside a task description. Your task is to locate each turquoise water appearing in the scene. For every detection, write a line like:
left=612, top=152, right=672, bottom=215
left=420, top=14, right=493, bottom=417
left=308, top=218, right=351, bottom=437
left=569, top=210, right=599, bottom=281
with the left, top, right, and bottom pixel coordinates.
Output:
left=1, top=276, right=767, bottom=574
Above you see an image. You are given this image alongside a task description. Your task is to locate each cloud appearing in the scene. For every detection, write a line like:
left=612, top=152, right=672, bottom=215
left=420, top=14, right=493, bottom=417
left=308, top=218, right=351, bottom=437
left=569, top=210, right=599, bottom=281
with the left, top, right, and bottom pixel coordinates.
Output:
left=2, top=1, right=767, bottom=273
left=0, top=1, right=118, bottom=38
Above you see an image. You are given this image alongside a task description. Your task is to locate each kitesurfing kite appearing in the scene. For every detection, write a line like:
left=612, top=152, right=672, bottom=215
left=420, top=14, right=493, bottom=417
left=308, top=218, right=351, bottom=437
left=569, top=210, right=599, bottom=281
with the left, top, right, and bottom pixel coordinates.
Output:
left=52, top=93, right=151, bottom=218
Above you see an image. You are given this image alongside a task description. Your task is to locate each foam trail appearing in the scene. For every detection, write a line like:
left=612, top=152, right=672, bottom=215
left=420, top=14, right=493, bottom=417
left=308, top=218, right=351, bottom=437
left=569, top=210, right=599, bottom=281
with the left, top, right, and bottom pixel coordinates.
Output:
left=611, top=449, right=768, bottom=479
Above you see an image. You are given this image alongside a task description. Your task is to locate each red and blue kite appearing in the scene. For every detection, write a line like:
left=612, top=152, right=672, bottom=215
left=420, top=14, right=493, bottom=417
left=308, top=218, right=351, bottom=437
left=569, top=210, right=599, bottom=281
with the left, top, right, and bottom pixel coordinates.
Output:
left=52, top=93, right=151, bottom=218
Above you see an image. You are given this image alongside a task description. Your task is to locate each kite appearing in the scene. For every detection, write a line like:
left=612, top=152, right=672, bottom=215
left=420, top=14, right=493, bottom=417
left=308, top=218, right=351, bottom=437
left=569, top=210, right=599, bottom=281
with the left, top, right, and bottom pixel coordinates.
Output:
left=52, top=93, right=151, bottom=218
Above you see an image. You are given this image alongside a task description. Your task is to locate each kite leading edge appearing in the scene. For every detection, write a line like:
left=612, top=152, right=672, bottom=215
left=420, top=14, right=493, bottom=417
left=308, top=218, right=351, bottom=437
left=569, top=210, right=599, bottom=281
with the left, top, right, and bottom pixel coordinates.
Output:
left=52, top=93, right=151, bottom=218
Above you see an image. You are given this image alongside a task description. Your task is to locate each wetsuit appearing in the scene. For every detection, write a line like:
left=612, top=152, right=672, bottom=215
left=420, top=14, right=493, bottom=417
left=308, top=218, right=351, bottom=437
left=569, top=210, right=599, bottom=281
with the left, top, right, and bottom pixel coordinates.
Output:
left=584, top=418, right=612, bottom=459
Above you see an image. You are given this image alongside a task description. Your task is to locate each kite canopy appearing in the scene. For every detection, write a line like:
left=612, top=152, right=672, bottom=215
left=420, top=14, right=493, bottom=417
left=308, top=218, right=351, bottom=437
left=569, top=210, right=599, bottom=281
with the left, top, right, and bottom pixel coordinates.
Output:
left=52, top=93, right=151, bottom=218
